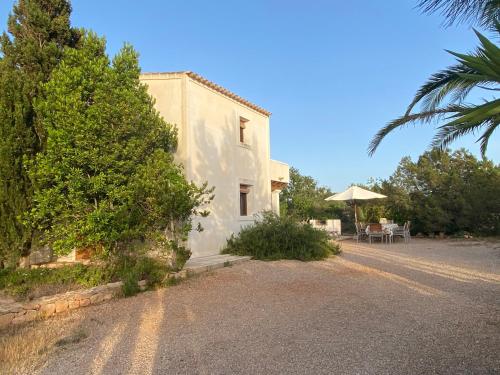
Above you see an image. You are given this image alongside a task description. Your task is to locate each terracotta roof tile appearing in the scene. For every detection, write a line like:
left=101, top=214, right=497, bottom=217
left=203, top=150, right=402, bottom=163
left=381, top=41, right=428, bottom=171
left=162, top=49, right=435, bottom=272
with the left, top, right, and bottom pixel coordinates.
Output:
left=140, top=71, right=271, bottom=117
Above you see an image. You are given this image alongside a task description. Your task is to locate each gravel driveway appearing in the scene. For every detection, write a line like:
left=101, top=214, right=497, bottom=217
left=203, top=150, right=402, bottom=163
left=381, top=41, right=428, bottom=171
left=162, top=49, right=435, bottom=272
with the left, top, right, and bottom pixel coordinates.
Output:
left=35, top=239, right=499, bottom=374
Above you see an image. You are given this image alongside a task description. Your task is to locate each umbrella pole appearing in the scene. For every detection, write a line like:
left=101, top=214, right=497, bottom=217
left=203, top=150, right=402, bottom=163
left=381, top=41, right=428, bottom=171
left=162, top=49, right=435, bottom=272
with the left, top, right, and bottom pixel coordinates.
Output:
left=354, top=201, right=357, bottom=223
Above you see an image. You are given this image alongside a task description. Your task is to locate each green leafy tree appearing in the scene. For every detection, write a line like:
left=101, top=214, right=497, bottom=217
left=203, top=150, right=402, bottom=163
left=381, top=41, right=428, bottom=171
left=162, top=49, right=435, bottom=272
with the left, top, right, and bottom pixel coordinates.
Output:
left=28, top=33, right=213, bottom=256
left=0, top=0, right=80, bottom=264
left=280, top=167, right=329, bottom=220
left=371, top=149, right=500, bottom=235
left=369, top=0, right=499, bottom=157
left=279, top=167, right=353, bottom=229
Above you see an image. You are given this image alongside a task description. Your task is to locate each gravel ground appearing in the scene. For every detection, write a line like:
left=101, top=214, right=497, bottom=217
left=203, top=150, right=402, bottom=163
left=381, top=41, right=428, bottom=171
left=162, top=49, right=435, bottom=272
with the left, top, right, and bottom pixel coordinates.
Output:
left=29, top=239, right=500, bottom=374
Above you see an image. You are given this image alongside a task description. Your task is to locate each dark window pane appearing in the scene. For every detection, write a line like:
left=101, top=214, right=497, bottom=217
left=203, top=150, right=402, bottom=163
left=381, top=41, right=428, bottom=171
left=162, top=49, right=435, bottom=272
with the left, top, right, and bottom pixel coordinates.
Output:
left=240, top=192, right=247, bottom=216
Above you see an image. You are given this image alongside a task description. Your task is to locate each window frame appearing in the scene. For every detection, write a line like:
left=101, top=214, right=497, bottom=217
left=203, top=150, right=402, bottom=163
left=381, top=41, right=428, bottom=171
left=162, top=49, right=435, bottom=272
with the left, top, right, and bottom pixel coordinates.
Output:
left=239, top=184, right=250, bottom=217
left=239, top=117, right=249, bottom=144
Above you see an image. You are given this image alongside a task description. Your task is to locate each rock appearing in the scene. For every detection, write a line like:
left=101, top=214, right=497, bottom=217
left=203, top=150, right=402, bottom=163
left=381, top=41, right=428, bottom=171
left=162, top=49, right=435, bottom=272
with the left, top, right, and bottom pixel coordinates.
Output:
left=2, top=303, right=24, bottom=314
left=40, top=303, right=56, bottom=316
left=55, top=300, right=68, bottom=313
left=23, top=302, right=41, bottom=310
left=176, top=270, right=187, bottom=279
left=90, top=294, right=103, bottom=304
left=79, top=298, right=91, bottom=307
left=138, top=280, right=147, bottom=291
left=19, top=256, right=30, bottom=268
left=69, top=300, right=80, bottom=309
left=106, top=281, right=123, bottom=289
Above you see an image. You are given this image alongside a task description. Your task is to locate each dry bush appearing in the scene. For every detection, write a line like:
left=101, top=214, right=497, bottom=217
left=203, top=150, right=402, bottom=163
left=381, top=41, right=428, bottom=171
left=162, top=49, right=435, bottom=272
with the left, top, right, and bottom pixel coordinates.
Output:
left=0, top=318, right=86, bottom=374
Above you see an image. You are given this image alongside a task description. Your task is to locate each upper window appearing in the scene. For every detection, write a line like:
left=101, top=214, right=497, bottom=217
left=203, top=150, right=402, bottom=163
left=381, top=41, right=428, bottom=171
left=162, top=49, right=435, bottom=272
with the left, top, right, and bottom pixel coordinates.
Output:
left=239, top=117, right=248, bottom=143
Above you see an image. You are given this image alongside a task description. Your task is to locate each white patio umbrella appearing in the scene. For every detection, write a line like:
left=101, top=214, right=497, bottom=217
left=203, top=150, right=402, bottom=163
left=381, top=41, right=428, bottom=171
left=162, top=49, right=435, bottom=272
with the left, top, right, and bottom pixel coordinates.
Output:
left=325, top=186, right=387, bottom=223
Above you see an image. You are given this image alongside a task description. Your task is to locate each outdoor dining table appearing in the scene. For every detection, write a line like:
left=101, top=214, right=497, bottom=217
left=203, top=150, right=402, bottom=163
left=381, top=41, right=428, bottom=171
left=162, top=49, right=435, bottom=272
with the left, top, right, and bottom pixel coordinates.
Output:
left=364, top=223, right=399, bottom=244
left=365, top=223, right=399, bottom=234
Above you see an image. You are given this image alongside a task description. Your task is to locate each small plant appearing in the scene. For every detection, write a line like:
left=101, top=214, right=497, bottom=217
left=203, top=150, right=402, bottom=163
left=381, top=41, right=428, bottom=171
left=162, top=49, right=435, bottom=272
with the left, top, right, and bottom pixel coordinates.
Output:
left=222, top=212, right=340, bottom=261
left=109, top=255, right=172, bottom=296
left=0, top=254, right=173, bottom=299
left=0, top=264, right=111, bottom=300
left=223, top=261, right=231, bottom=267
left=164, top=276, right=181, bottom=287
left=55, top=328, right=88, bottom=347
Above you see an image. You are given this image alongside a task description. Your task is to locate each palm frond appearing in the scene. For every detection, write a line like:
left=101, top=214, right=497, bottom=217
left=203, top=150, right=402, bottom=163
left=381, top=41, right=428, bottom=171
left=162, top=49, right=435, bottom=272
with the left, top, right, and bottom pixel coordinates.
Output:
left=416, top=0, right=500, bottom=28
left=371, top=28, right=500, bottom=157
left=407, top=30, right=500, bottom=114
left=478, top=119, right=499, bottom=154
left=368, top=106, right=463, bottom=156
left=431, top=100, right=500, bottom=148
left=407, top=64, right=479, bottom=114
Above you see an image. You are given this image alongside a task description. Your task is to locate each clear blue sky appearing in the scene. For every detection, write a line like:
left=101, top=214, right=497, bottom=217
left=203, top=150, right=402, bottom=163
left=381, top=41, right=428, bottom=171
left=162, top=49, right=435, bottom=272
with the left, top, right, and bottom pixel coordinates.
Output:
left=1, top=0, right=498, bottom=191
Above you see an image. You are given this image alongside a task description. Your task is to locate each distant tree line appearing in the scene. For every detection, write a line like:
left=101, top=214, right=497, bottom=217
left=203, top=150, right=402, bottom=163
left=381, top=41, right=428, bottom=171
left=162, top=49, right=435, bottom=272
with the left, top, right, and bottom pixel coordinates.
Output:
left=366, top=149, right=500, bottom=236
left=282, top=149, right=500, bottom=236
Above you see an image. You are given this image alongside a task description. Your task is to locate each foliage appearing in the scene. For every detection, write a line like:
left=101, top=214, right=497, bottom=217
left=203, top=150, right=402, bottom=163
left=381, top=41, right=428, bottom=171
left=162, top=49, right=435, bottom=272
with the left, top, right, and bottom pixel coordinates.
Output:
left=222, top=213, right=340, bottom=261
left=0, top=263, right=110, bottom=298
left=109, top=255, right=172, bottom=296
left=369, top=27, right=499, bottom=157
left=0, top=255, right=173, bottom=299
left=280, top=167, right=325, bottom=220
left=369, top=0, right=499, bottom=157
left=0, top=0, right=80, bottom=265
left=363, top=149, right=500, bottom=235
left=280, top=167, right=355, bottom=232
left=416, top=0, right=499, bottom=28
left=27, top=32, right=213, bottom=257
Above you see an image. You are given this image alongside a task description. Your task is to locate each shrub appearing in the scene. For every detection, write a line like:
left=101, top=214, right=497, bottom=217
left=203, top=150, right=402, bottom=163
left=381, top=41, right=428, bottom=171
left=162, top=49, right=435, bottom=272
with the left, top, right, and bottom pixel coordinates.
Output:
left=0, top=255, right=172, bottom=299
left=0, top=264, right=110, bottom=299
left=27, top=33, right=213, bottom=259
left=111, top=255, right=171, bottom=296
left=222, top=213, right=340, bottom=261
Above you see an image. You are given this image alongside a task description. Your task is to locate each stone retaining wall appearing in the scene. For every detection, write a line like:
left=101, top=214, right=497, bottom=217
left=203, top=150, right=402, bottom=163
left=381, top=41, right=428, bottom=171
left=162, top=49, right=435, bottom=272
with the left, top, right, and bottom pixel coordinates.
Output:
left=0, top=270, right=187, bottom=329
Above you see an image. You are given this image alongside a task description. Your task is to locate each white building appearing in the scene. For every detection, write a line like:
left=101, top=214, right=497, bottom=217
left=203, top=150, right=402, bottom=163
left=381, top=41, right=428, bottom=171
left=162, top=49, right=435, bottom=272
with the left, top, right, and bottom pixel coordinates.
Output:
left=140, top=72, right=289, bottom=258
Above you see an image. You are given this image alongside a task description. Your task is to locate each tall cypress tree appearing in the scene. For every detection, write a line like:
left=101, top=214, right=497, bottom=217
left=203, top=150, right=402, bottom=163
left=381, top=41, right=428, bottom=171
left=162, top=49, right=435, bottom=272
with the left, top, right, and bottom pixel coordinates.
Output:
left=0, top=0, right=80, bottom=265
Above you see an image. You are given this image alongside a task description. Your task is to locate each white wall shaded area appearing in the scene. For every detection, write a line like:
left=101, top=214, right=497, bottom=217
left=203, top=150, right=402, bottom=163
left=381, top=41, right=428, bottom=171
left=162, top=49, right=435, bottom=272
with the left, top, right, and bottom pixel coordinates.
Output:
left=140, top=72, right=289, bottom=257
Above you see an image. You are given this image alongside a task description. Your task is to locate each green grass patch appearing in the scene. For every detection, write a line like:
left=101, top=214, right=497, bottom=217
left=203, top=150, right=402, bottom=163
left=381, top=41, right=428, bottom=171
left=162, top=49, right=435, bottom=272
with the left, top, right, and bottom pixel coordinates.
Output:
left=222, top=213, right=340, bottom=261
left=0, top=255, right=173, bottom=300
left=0, top=264, right=110, bottom=299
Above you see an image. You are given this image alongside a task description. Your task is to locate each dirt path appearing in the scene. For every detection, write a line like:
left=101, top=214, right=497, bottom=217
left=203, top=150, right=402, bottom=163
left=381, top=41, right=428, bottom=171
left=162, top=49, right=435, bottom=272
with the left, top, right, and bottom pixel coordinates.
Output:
left=15, top=239, right=500, bottom=374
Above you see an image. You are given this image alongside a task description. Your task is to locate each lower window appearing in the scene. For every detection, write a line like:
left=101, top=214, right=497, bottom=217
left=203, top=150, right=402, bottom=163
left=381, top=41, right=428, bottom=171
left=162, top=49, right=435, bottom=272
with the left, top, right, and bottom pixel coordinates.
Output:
left=240, top=184, right=250, bottom=216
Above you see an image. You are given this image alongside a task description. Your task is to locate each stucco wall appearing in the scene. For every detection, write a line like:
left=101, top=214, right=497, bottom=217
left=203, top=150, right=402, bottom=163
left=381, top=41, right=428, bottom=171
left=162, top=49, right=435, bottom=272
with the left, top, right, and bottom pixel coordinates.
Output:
left=140, top=73, right=273, bottom=257
left=186, top=77, right=272, bottom=257
left=140, top=74, right=188, bottom=167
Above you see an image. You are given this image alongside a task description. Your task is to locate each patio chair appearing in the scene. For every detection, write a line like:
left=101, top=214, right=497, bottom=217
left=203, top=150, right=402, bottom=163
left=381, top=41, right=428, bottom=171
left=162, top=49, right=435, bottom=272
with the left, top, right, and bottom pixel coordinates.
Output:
left=384, top=227, right=394, bottom=244
left=405, top=221, right=411, bottom=242
left=367, top=223, right=384, bottom=244
left=393, top=221, right=411, bottom=243
left=354, top=222, right=368, bottom=243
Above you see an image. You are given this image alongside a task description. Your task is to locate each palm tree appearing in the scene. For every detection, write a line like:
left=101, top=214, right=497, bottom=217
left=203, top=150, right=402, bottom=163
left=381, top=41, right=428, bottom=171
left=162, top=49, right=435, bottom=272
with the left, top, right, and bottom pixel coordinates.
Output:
left=416, top=0, right=499, bottom=28
left=368, top=0, right=499, bottom=157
